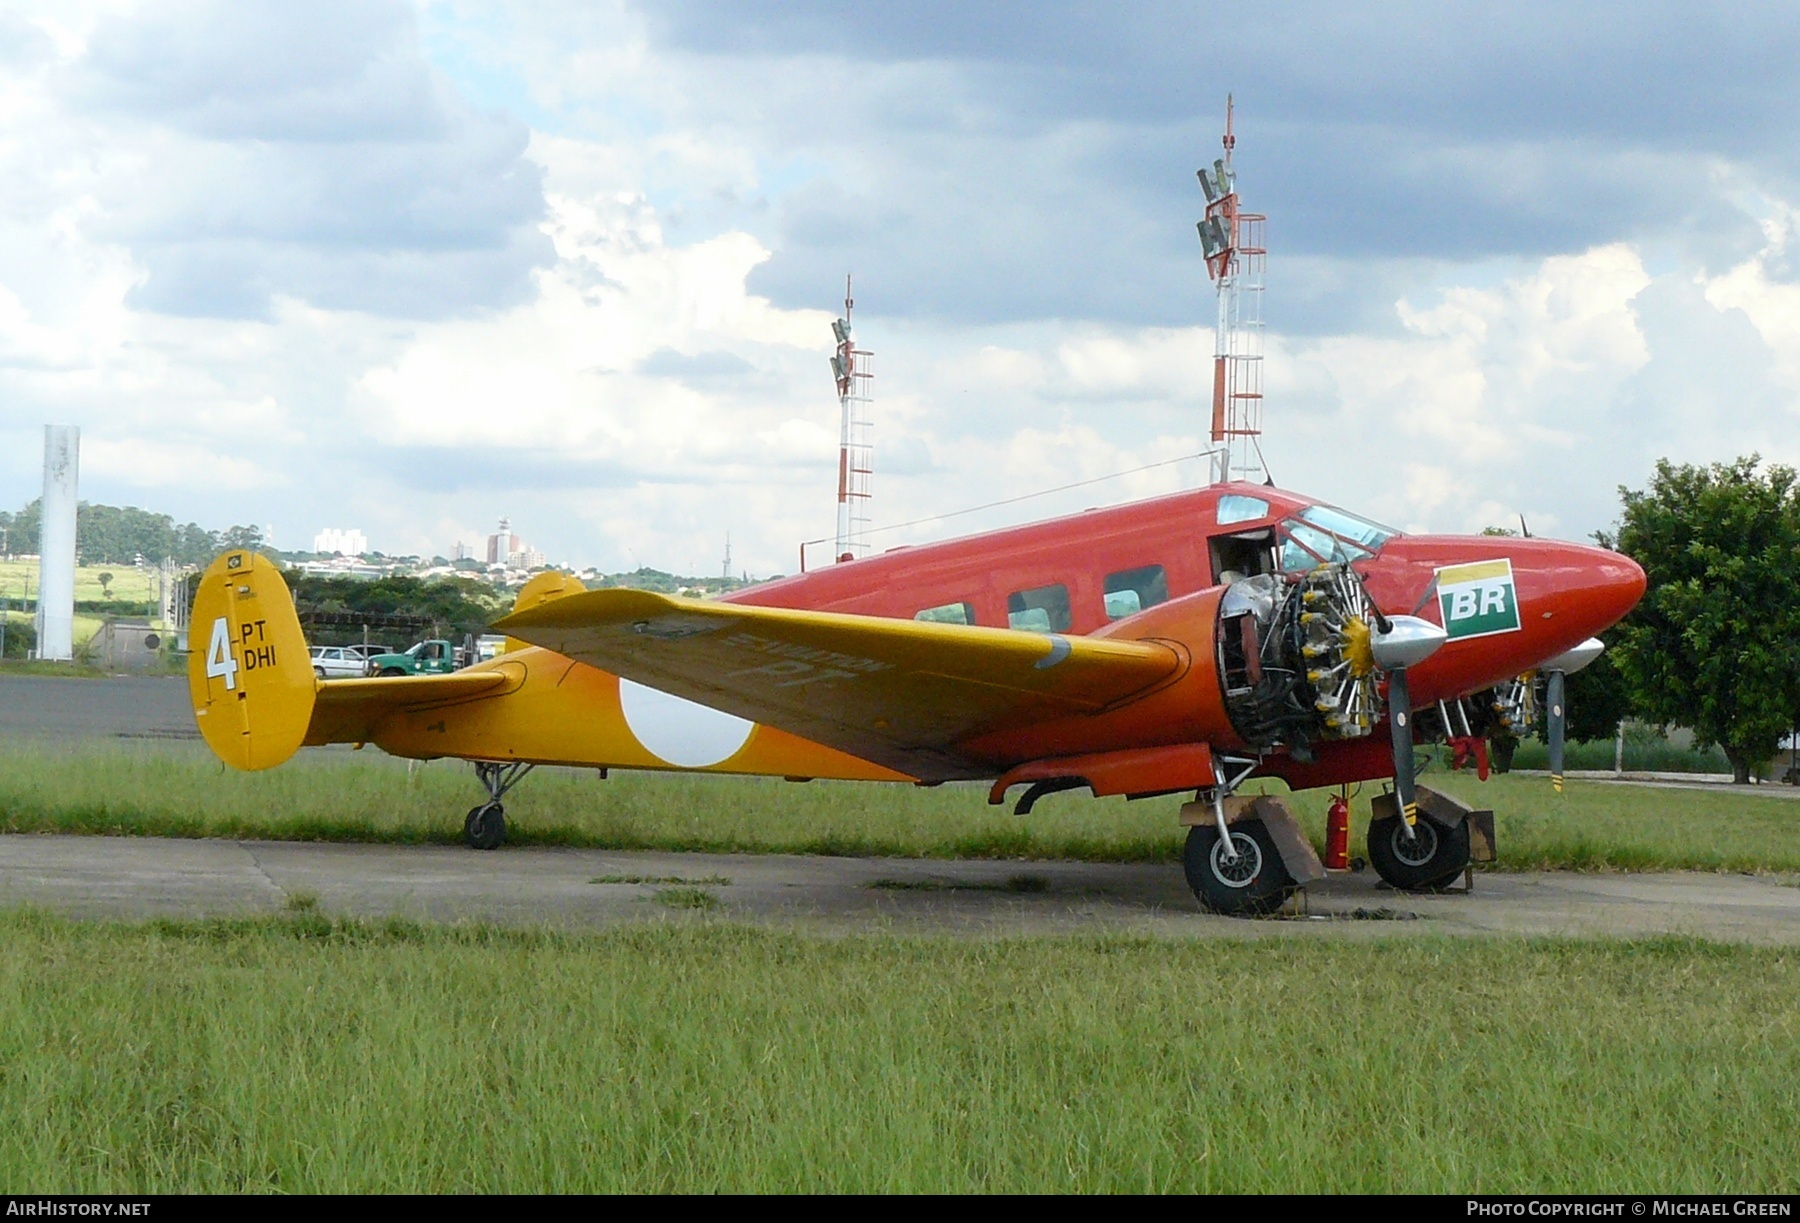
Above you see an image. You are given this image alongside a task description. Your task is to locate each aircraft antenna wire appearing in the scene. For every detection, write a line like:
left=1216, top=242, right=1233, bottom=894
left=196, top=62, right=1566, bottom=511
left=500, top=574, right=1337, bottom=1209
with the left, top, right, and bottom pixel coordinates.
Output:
left=799, top=448, right=1222, bottom=553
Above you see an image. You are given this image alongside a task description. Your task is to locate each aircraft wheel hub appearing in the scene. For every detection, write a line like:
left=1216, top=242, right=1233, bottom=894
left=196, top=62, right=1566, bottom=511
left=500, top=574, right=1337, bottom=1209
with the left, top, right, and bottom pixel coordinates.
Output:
left=1210, top=832, right=1263, bottom=887
left=1391, top=818, right=1439, bottom=868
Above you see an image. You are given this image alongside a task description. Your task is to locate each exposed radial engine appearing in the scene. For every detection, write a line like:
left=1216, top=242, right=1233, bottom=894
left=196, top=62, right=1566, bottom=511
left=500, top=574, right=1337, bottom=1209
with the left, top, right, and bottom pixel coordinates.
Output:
left=1217, top=566, right=1382, bottom=751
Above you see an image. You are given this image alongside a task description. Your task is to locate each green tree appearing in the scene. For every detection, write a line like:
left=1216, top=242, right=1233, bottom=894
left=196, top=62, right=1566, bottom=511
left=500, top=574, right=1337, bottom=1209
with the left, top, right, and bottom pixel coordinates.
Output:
left=3, top=499, right=217, bottom=565
left=4, top=501, right=40, bottom=556
left=286, top=574, right=507, bottom=641
left=1612, top=456, right=1800, bottom=783
left=1561, top=648, right=1637, bottom=744
left=173, top=522, right=218, bottom=565
left=217, top=524, right=265, bottom=553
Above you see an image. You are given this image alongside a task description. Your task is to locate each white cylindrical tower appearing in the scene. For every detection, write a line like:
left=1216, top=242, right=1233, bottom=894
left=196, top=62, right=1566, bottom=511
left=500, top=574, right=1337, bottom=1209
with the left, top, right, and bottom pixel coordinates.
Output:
left=36, top=425, right=79, bottom=661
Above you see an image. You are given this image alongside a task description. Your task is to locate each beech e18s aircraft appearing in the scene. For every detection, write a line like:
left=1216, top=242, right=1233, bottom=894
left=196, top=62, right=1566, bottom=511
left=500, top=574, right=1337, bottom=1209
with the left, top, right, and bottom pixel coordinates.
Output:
left=188, top=482, right=1644, bottom=915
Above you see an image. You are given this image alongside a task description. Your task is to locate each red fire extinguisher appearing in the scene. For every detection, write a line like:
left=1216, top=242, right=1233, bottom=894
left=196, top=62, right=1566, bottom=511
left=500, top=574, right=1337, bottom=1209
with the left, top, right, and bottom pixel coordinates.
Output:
left=1325, top=791, right=1351, bottom=870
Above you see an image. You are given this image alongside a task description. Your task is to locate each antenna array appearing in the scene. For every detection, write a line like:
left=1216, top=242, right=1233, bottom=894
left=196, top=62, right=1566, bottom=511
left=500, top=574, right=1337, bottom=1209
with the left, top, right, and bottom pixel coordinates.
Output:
left=1196, top=96, right=1268, bottom=484
left=829, top=275, right=874, bottom=562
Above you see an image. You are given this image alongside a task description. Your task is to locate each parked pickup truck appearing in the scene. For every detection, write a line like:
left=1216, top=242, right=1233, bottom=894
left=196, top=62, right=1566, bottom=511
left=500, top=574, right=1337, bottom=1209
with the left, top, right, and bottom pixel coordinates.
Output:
left=365, top=639, right=461, bottom=677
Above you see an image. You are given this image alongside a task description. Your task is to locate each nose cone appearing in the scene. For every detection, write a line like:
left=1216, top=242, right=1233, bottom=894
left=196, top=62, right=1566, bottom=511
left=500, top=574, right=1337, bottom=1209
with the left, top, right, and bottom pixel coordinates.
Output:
left=1370, top=535, right=1645, bottom=639
left=1559, top=543, right=1646, bottom=638
left=1359, top=535, right=1647, bottom=696
left=1467, top=537, right=1644, bottom=647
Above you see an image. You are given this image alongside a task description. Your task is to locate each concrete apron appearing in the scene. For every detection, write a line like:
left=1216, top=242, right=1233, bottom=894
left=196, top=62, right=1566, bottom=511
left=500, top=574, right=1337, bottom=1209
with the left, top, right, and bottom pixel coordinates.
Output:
left=2, top=833, right=1798, bottom=942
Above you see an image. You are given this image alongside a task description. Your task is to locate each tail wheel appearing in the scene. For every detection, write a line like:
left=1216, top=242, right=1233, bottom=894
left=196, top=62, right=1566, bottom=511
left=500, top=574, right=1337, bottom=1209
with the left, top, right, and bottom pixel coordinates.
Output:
left=1183, top=819, right=1296, bottom=917
left=1367, top=813, right=1469, bottom=890
left=464, top=802, right=506, bottom=851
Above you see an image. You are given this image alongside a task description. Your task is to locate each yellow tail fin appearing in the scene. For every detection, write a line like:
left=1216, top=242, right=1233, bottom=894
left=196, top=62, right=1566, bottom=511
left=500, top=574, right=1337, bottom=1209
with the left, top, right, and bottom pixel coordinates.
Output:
left=502, top=569, right=586, bottom=654
left=187, top=550, right=314, bottom=770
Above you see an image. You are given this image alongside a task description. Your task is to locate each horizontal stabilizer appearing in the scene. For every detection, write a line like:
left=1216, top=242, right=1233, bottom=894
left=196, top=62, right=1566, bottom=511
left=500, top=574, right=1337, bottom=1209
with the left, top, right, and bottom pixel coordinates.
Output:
left=495, top=590, right=1184, bottom=776
left=307, top=668, right=520, bottom=747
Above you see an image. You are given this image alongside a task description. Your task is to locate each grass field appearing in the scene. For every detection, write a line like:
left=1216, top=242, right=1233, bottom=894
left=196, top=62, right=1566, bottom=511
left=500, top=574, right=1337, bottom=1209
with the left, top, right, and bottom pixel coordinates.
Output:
left=4, top=741, right=1799, bottom=872
left=0, top=559, right=156, bottom=606
left=1, top=561, right=155, bottom=652
left=0, top=655, right=131, bottom=678
left=0, top=912, right=1789, bottom=1193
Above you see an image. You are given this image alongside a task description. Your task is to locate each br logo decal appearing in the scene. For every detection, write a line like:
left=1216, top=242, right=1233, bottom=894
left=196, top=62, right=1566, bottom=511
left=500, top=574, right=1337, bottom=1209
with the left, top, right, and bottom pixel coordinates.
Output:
left=1435, top=559, right=1521, bottom=641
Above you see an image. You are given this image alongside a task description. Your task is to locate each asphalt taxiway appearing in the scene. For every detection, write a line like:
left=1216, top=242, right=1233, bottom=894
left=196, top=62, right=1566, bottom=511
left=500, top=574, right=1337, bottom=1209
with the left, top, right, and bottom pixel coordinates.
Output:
left=0, top=674, right=195, bottom=741
left=1, top=833, right=1796, bottom=941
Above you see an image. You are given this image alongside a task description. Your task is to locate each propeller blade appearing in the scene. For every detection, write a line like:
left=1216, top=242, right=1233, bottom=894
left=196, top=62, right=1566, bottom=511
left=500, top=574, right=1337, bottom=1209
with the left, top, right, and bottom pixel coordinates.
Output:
left=1546, top=668, right=1567, bottom=794
left=1537, top=638, right=1602, bottom=794
left=1367, top=615, right=1442, bottom=834
left=1388, top=666, right=1418, bottom=827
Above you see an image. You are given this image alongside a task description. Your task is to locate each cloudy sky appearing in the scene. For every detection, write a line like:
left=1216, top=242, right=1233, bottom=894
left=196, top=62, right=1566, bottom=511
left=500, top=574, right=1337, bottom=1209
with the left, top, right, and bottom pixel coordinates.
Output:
left=3, top=1, right=1799, bottom=574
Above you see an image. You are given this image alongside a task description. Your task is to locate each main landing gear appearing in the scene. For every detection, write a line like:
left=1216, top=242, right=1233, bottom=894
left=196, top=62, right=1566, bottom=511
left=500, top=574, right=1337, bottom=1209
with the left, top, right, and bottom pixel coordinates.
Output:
left=465, top=761, right=533, bottom=851
left=1183, top=818, right=1295, bottom=917
left=1179, top=783, right=1487, bottom=914
left=1180, top=775, right=1318, bottom=918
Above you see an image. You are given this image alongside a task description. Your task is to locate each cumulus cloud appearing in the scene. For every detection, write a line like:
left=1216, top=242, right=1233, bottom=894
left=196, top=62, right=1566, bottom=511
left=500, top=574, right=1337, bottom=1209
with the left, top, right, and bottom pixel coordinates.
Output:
left=1262, top=239, right=1800, bottom=538
left=579, top=0, right=1800, bottom=332
left=31, top=0, right=552, bottom=320
left=7, top=0, right=1800, bottom=578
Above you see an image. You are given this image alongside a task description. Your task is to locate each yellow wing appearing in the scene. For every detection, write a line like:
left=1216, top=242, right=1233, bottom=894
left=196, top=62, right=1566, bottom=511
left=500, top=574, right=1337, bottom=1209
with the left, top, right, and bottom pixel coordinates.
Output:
left=494, top=590, right=1185, bottom=777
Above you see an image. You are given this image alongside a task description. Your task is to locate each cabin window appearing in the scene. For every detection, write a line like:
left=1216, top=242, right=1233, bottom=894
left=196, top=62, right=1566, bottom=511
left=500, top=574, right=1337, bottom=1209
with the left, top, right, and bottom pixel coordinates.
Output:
left=915, top=601, right=976, bottom=626
left=1103, top=565, right=1168, bottom=620
left=1007, top=583, right=1071, bottom=633
left=1217, top=495, right=1270, bottom=525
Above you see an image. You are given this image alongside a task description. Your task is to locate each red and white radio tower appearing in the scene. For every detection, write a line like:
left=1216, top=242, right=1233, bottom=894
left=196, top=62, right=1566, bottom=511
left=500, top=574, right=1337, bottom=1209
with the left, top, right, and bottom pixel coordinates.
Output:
left=1197, top=96, right=1267, bottom=484
left=829, top=275, right=874, bottom=562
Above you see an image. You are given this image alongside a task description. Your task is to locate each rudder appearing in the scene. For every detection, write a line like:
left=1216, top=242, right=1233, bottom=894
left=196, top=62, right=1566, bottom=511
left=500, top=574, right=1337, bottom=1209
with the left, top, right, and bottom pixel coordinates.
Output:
left=502, top=569, right=587, bottom=655
left=187, top=550, right=315, bottom=770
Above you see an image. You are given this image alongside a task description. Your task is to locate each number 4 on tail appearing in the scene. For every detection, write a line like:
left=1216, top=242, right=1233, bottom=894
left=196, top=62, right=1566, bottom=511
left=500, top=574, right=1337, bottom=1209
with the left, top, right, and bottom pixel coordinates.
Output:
left=206, top=616, right=239, bottom=691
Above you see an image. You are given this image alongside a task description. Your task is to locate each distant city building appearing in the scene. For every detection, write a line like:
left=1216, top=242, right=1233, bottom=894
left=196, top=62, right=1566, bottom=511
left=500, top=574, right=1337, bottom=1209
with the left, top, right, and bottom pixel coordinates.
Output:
left=294, top=557, right=385, bottom=579
left=508, top=546, right=546, bottom=570
left=313, top=527, right=368, bottom=556
left=486, top=517, right=520, bottom=565
left=452, top=540, right=474, bottom=562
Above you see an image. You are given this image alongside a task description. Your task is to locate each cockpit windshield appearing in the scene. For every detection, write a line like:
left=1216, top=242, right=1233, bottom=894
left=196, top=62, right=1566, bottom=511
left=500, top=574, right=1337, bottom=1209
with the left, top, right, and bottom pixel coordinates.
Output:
left=1278, top=504, right=1399, bottom=571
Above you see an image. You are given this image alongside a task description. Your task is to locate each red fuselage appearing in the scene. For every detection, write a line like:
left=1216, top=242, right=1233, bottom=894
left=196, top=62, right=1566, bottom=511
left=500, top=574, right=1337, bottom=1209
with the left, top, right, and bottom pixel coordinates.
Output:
left=728, top=482, right=1645, bottom=791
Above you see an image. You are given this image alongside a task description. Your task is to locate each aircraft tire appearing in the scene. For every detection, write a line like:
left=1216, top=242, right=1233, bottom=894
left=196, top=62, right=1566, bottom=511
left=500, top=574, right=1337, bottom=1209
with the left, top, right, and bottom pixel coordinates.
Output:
left=1367, top=813, right=1469, bottom=891
left=464, top=802, right=506, bottom=851
left=1183, top=820, right=1295, bottom=917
